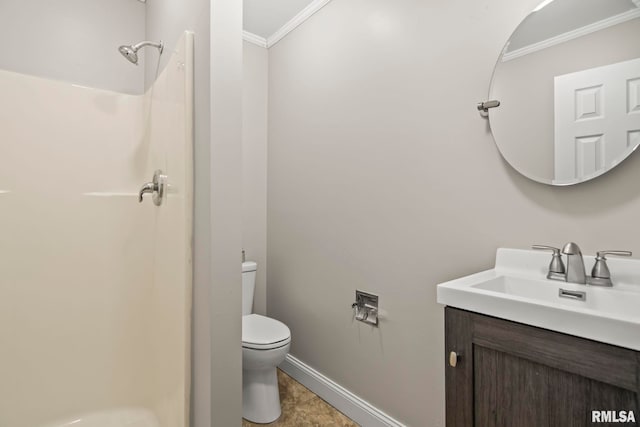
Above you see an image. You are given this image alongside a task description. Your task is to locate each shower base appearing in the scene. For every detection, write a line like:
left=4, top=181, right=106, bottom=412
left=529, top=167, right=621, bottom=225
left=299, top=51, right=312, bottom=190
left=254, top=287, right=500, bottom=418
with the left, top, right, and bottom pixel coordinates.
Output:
left=39, top=408, right=159, bottom=427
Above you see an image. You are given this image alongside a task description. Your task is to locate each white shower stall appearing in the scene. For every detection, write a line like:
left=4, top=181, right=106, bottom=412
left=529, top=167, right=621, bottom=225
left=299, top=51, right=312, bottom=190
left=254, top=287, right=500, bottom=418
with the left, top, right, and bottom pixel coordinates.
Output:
left=0, top=12, right=194, bottom=426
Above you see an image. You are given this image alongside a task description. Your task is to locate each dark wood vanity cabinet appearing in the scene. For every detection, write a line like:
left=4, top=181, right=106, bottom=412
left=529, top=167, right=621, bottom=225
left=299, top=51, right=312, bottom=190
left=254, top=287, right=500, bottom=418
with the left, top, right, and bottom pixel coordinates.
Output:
left=445, top=307, right=640, bottom=427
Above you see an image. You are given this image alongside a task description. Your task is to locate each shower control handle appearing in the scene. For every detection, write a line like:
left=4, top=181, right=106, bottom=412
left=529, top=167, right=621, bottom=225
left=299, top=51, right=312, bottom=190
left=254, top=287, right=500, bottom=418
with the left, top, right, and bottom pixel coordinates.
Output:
left=138, top=182, right=155, bottom=202
left=138, top=170, right=167, bottom=206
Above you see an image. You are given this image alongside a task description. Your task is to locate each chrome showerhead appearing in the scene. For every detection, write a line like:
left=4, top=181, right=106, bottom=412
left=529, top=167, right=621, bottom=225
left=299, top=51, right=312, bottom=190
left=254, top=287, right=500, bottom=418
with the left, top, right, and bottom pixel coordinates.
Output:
left=118, top=40, right=164, bottom=65
left=119, top=45, right=139, bottom=64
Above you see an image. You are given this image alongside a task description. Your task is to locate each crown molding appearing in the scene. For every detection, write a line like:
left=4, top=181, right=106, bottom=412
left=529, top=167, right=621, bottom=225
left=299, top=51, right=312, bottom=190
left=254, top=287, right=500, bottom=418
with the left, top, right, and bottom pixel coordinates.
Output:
left=243, top=31, right=268, bottom=48
left=266, top=0, right=333, bottom=47
left=502, top=8, right=640, bottom=62
left=243, top=0, right=333, bottom=49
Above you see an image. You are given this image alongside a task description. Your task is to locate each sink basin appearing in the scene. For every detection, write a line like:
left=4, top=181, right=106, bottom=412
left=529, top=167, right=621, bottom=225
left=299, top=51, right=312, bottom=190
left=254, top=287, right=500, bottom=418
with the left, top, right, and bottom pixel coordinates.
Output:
left=472, top=275, right=640, bottom=318
left=437, top=248, right=640, bottom=350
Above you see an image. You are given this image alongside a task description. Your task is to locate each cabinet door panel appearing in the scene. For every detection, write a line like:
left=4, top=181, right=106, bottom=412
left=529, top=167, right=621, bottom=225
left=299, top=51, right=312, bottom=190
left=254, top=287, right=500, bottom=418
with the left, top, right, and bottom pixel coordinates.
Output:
left=475, top=346, right=549, bottom=427
left=547, top=369, right=590, bottom=427
left=445, top=308, right=474, bottom=427
left=444, top=308, right=640, bottom=427
left=495, top=349, right=549, bottom=427
left=473, top=345, right=638, bottom=427
left=474, top=346, right=498, bottom=427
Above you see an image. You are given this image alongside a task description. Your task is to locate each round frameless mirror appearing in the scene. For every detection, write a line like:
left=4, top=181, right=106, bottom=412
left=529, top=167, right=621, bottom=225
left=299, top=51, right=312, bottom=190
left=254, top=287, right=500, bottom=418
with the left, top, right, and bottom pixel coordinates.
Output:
left=487, top=0, right=640, bottom=185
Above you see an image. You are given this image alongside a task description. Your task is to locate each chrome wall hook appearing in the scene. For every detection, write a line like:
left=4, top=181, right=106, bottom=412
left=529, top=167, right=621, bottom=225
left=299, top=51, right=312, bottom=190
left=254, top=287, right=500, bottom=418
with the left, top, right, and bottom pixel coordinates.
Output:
left=477, top=100, right=500, bottom=117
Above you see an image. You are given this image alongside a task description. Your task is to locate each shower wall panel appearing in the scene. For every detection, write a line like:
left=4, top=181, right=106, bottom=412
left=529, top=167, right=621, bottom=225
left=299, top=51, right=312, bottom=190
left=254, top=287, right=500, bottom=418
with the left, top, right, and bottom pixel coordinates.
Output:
left=143, top=32, right=194, bottom=427
left=0, top=33, right=193, bottom=427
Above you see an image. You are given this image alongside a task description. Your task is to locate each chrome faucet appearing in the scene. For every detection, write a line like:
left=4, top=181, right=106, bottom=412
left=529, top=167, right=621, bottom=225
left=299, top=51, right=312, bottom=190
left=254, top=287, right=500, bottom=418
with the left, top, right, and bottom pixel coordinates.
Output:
left=534, top=243, right=632, bottom=287
left=562, top=242, right=587, bottom=284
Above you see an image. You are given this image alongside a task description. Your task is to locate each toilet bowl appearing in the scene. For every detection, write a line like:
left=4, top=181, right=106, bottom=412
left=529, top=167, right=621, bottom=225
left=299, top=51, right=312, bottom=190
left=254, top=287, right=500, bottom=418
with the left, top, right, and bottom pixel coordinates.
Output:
left=242, top=261, right=291, bottom=424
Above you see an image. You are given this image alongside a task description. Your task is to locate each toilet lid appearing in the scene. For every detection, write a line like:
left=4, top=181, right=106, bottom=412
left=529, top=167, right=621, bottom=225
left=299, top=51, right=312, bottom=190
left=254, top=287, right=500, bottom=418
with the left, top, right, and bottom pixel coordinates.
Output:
left=242, top=314, right=291, bottom=350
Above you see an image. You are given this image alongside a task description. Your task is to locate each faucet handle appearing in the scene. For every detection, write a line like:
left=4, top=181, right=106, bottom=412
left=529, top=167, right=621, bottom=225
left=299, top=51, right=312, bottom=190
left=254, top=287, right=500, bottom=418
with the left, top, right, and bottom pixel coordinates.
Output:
left=532, top=245, right=566, bottom=279
left=590, top=250, right=632, bottom=280
left=596, top=250, right=632, bottom=259
left=532, top=245, right=561, bottom=255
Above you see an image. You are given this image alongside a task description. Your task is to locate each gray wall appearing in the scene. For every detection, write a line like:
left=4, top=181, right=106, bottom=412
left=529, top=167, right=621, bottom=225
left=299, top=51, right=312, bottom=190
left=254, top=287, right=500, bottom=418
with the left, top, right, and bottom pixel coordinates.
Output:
left=243, top=41, right=269, bottom=315
left=267, top=0, right=640, bottom=426
left=0, top=0, right=146, bottom=94
left=146, top=1, right=242, bottom=426
left=209, top=0, right=243, bottom=424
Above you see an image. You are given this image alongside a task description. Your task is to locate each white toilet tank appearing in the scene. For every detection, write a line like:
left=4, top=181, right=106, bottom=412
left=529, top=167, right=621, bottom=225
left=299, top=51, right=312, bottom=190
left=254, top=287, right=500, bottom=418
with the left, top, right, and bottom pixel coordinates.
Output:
left=242, top=261, right=257, bottom=315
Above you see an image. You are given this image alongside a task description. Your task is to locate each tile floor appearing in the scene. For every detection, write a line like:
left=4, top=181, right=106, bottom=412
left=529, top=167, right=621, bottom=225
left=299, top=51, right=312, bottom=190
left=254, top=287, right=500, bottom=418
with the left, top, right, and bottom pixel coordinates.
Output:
left=242, top=369, right=359, bottom=427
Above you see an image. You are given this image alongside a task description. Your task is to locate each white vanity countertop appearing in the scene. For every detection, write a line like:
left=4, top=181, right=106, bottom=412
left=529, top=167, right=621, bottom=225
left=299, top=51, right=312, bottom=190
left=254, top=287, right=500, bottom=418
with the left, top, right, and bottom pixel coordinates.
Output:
left=437, top=248, right=640, bottom=351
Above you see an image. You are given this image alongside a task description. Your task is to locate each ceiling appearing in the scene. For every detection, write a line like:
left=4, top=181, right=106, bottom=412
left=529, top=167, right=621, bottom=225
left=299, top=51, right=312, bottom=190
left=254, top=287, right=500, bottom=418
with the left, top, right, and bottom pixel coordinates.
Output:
left=244, top=0, right=315, bottom=39
left=244, top=0, right=640, bottom=44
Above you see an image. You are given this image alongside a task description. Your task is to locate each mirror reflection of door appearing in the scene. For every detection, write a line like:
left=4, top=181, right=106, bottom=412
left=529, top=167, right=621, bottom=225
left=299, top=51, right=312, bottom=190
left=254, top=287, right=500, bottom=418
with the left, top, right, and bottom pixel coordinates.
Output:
left=554, top=57, right=640, bottom=184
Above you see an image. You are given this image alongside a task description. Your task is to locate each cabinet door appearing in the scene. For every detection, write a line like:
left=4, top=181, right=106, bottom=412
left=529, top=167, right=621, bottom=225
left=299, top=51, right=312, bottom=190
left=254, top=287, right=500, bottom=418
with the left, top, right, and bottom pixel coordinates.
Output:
left=445, top=308, right=474, bottom=427
left=445, top=307, right=640, bottom=427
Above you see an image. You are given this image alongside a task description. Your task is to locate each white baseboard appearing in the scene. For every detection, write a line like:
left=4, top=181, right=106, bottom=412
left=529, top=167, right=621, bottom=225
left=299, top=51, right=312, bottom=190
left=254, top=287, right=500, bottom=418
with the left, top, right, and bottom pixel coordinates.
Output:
left=279, top=354, right=406, bottom=427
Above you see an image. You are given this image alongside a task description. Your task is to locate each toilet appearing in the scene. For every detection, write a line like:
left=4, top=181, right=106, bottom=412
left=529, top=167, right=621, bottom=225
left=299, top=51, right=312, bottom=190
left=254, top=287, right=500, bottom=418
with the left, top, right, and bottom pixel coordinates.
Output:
left=242, top=261, right=291, bottom=424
